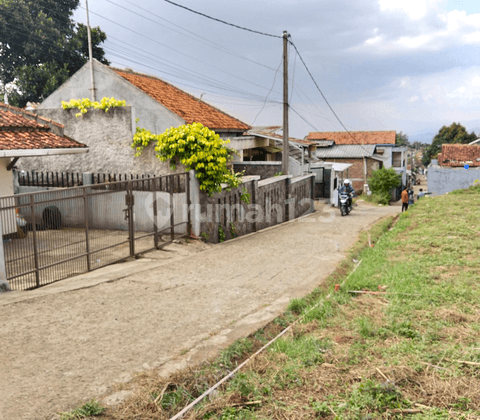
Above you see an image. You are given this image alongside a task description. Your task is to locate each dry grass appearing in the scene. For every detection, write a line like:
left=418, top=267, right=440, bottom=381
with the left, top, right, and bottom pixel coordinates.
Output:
left=96, top=188, right=480, bottom=419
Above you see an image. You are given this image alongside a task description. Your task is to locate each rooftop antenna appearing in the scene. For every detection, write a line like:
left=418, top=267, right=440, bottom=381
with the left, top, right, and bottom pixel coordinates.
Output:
left=191, top=93, right=205, bottom=123
left=85, top=0, right=96, bottom=101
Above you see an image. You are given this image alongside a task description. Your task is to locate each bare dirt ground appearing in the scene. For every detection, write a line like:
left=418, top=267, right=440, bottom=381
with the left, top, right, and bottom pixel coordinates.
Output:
left=0, top=201, right=399, bottom=420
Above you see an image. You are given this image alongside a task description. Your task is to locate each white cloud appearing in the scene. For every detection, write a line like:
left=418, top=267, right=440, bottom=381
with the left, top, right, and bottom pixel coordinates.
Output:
left=355, top=4, right=480, bottom=53
left=378, top=0, right=444, bottom=20
left=409, top=95, right=420, bottom=102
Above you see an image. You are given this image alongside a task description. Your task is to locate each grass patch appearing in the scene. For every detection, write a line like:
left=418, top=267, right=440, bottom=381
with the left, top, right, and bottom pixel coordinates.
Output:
left=60, top=400, right=105, bottom=419
left=98, top=187, right=480, bottom=420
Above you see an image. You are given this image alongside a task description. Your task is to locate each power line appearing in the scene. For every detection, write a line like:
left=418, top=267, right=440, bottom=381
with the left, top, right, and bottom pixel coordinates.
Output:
left=80, top=5, right=283, bottom=99
left=251, top=56, right=283, bottom=126
left=162, top=0, right=282, bottom=39
left=289, top=37, right=375, bottom=155
left=110, top=0, right=277, bottom=72
left=290, top=106, right=320, bottom=132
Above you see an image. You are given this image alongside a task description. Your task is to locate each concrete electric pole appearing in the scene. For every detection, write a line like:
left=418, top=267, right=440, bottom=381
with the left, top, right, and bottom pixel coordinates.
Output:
left=282, top=31, right=290, bottom=175
left=85, top=0, right=96, bottom=101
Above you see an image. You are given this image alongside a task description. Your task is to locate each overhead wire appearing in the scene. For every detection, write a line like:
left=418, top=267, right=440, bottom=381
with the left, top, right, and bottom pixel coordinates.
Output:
left=288, top=37, right=379, bottom=154
left=3, top=1, right=378, bottom=148
left=110, top=0, right=277, bottom=71
left=251, top=56, right=283, bottom=126
left=161, top=0, right=282, bottom=39
left=153, top=2, right=376, bottom=148
left=79, top=5, right=283, bottom=98
left=106, top=41, right=275, bottom=100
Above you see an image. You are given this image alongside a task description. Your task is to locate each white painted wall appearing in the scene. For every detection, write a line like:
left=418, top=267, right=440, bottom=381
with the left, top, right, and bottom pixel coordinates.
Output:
left=0, top=158, right=14, bottom=197
left=0, top=158, right=17, bottom=235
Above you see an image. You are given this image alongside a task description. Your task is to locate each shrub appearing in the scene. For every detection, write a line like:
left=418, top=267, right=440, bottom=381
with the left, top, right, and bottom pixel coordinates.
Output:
left=368, top=168, right=401, bottom=204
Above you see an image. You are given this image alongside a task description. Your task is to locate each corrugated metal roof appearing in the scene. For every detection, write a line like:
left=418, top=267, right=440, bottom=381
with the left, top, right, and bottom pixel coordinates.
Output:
left=313, top=144, right=376, bottom=159
left=314, top=140, right=335, bottom=147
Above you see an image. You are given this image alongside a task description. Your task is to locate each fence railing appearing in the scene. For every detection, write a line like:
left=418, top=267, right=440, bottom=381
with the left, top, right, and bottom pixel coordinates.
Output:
left=2, top=172, right=191, bottom=290
left=18, top=171, right=83, bottom=188
left=16, top=170, right=174, bottom=189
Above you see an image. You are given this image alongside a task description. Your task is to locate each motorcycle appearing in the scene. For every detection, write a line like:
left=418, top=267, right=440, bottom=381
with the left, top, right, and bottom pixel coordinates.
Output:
left=339, top=192, right=353, bottom=216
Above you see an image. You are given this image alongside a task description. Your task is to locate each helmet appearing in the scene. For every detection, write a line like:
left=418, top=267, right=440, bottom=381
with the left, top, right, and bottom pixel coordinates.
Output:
left=344, top=179, right=351, bottom=185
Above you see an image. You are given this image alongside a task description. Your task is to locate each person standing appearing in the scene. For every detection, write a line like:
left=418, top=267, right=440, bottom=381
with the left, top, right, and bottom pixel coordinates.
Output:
left=401, top=187, right=409, bottom=212
left=417, top=189, right=426, bottom=199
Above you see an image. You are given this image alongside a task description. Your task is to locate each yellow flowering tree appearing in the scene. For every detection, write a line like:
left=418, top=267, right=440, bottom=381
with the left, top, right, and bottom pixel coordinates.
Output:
left=132, top=122, right=242, bottom=195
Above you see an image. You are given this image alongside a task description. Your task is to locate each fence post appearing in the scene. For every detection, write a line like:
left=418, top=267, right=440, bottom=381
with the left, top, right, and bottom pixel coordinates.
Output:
left=0, top=215, right=10, bottom=291
left=83, top=188, right=91, bottom=271
left=188, top=170, right=201, bottom=237
left=29, top=194, right=40, bottom=287
left=127, top=180, right=135, bottom=257
left=82, top=173, right=93, bottom=186
left=153, top=188, right=159, bottom=249
left=285, top=177, right=291, bottom=222
left=186, top=172, right=192, bottom=237
left=169, top=175, right=175, bottom=240
left=252, top=178, right=258, bottom=232
left=311, top=173, right=315, bottom=202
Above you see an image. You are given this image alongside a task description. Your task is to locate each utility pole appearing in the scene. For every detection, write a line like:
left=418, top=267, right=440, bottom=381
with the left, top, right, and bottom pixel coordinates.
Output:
left=282, top=31, right=290, bottom=175
left=85, top=0, right=96, bottom=101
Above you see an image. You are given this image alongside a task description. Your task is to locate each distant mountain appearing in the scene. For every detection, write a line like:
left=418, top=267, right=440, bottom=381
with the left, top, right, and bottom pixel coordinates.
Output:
left=408, top=130, right=436, bottom=145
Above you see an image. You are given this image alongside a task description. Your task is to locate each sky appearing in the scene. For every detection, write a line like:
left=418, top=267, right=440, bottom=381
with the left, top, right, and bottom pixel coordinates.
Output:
left=74, top=0, right=480, bottom=143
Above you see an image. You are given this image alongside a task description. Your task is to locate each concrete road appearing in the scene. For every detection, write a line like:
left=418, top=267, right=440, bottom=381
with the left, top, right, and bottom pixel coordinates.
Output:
left=0, top=201, right=398, bottom=420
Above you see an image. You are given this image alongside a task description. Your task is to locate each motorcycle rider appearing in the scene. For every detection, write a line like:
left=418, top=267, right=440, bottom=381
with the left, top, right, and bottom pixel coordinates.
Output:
left=338, top=179, right=355, bottom=211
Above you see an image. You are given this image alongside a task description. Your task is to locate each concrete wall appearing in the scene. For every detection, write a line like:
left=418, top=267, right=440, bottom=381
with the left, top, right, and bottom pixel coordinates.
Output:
left=233, top=156, right=305, bottom=179
left=427, top=164, right=480, bottom=196
left=18, top=107, right=182, bottom=176
left=233, top=161, right=282, bottom=179
left=39, top=60, right=185, bottom=135
left=200, top=174, right=315, bottom=243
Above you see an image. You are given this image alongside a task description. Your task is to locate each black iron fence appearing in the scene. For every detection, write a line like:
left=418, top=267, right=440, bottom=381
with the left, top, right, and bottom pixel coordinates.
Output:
left=17, top=170, right=173, bottom=188
left=1, top=173, right=191, bottom=290
left=18, top=171, right=83, bottom=188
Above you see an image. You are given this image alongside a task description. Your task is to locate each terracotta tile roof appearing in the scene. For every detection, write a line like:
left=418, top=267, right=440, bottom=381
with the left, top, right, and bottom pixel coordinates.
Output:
left=438, top=144, right=480, bottom=167
left=0, top=103, right=86, bottom=150
left=307, top=131, right=396, bottom=145
left=113, top=69, right=250, bottom=131
left=0, top=131, right=86, bottom=150
left=0, top=102, right=63, bottom=129
left=0, top=109, right=47, bottom=129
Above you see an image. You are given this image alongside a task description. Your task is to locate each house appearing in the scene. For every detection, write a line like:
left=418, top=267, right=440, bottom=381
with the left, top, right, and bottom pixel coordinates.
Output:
left=19, top=59, right=261, bottom=175
left=0, top=102, right=88, bottom=234
left=306, top=131, right=407, bottom=192
left=233, top=126, right=321, bottom=178
left=427, top=144, right=480, bottom=195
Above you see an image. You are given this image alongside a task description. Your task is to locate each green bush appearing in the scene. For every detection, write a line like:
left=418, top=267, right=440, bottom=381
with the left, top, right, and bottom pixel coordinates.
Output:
left=368, top=168, right=401, bottom=204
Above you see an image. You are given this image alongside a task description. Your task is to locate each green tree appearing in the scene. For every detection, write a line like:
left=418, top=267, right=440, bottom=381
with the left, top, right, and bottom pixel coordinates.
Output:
left=368, top=167, right=401, bottom=205
left=0, top=0, right=109, bottom=106
left=395, top=132, right=410, bottom=147
left=421, top=123, right=477, bottom=167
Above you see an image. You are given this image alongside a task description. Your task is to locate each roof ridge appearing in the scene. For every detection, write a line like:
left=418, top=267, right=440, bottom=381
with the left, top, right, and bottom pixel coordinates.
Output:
left=308, top=130, right=396, bottom=134
left=0, top=102, right=64, bottom=130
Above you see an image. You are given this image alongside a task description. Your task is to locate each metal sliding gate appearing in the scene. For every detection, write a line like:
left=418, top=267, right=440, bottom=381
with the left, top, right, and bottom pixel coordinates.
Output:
left=0, top=172, right=191, bottom=290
